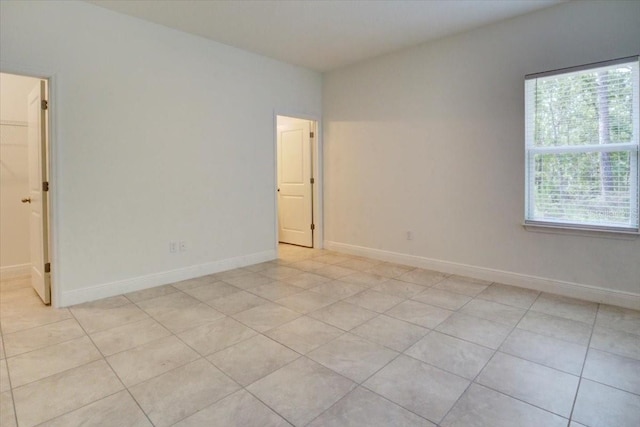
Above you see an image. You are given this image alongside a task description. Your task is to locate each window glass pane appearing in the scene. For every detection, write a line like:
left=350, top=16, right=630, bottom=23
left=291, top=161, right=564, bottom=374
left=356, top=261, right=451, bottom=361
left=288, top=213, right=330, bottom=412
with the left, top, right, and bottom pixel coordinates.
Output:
left=531, top=151, right=636, bottom=227
left=532, top=63, right=635, bottom=147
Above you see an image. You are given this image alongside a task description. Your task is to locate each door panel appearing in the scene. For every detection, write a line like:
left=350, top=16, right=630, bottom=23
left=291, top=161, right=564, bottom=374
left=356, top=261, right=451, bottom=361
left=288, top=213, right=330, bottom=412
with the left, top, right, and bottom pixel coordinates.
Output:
left=27, top=80, right=50, bottom=304
left=277, top=117, right=312, bottom=247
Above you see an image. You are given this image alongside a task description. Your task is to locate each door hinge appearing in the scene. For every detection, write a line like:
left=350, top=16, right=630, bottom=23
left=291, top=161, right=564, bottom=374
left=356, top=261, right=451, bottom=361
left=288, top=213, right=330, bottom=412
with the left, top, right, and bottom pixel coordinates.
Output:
left=44, top=262, right=51, bottom=273
left=42, top=181, right=49, bottom=192
left=41, top=100, right=48, bottom=110
left=310, top=131, right=314, bottom=138
left=311, top=224, right=315, bottom=230
left=310, top=177, right=315, bottom=184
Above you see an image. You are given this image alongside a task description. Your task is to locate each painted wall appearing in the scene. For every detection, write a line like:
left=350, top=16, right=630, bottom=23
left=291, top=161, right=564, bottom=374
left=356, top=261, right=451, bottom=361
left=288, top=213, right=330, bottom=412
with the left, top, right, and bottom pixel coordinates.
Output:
left=0, top=73, right=40, bottom=274
left=0, top=1, right=322, bottom=305
left=323, top=1, right=640, bottom=297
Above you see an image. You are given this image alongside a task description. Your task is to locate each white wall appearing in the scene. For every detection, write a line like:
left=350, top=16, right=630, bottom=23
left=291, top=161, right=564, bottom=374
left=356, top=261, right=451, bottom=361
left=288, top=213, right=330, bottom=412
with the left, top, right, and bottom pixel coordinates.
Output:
left=0, top=73, right=40, bottom=275
left=323, top=1, right=640, bottom=303
left=0, top=1, right=322, bottom=305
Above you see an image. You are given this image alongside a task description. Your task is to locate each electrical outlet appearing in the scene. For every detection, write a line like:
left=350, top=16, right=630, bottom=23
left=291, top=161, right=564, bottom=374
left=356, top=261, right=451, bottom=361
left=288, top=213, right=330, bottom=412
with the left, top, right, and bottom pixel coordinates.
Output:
left=406, top=231, right=413, bottom=241
left=179, top=241, right=187, bottom=252
left=169, top=241, right=177, bottom=253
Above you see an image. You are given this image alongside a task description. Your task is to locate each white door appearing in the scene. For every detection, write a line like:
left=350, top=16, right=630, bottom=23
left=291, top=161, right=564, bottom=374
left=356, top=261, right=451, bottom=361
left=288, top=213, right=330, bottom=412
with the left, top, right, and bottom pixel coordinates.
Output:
left=26, top=81, right=50, bottom=304
left=277, top=116, right=313, bottom=247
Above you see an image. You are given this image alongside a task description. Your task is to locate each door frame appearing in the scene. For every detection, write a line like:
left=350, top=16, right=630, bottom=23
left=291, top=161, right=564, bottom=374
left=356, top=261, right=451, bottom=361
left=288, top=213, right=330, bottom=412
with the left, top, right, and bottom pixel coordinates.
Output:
left=1, top=62, right=59, bottom=307
left=273, top=111, right=323, bottom=253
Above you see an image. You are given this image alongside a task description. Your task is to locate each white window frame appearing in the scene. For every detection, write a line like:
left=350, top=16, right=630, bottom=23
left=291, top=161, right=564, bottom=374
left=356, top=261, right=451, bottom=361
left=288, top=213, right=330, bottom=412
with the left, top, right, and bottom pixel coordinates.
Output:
left=524, top=56, right=640, bottom=235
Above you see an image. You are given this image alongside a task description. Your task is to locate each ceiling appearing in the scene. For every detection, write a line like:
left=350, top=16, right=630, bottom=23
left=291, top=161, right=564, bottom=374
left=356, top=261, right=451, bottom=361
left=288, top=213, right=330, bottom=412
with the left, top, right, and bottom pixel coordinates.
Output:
left=87, top=0, right=565, bottom=72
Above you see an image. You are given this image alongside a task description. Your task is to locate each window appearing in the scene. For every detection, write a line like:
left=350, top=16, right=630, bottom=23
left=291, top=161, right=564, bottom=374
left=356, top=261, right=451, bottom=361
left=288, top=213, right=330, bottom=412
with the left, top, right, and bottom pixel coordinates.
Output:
left=525, top=57, right=639, bottom=233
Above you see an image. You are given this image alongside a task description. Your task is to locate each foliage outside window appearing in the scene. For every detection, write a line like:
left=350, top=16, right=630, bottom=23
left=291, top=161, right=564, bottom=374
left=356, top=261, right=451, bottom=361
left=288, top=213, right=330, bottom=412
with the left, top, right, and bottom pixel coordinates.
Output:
left=525, top=57, right=639, bottom=233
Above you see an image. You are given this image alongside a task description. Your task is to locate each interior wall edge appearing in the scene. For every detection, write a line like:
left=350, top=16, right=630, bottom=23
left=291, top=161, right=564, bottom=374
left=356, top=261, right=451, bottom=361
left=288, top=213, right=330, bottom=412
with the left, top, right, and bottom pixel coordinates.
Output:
left=324, top=240, right=640, bottom=310
left=57, top=249, right=276, bottom=308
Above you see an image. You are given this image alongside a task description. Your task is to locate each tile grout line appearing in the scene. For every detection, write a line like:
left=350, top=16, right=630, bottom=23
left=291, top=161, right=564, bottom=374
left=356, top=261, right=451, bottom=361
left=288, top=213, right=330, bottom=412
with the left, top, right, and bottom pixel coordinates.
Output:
left=435, top=289, right=536, bottom=426
left=67, top=305, right=157, bottom=427
left=296, top=282, right=475, bottom=427
left=0, top=331, right=20, bottom=427
left=237, top=358, right=304, bottom=427
left=467, top=381, right=572, bottom=423
left=356, top=352, right=439, bottom=423
left=165, top=357, right=246, bottom=426
left=470, top=292, right=594, bottom=423
left=4, top=306, right=152, bottom=426
left=120, top=281, right=307, bottom=425
left=81, top=290, right=256, bottom=426
left=0, top=310, right=74, bottom=337
left=0, top=257, right=430, bottom=426
left=3, top=251, right=637, bottom=426
left=567, top=302, right=600, bottom=425
left=1, top=318, right=83, bottom=359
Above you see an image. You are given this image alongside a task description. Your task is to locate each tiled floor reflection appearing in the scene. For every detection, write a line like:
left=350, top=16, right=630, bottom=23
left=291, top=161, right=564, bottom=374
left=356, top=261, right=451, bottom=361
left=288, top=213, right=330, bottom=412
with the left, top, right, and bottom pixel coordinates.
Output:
left=0, top=244, right=639, bottom=426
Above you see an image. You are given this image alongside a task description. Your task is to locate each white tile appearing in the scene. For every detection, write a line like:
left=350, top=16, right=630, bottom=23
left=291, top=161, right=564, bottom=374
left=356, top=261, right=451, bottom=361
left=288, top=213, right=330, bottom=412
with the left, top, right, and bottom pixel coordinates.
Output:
left=434, top=276, right=489, bottom=297
left=590, top=326, right=640, bottom=360
left=7, top=336, right=102, bottom=387
left=530, top=293, right=598, bottom=324
left=90, top=318, right=171, bottom=356
left=106, top=335, right=199, bottom=386
left=38, top=390, right=151, bottom=427
left=436, top=313, right=511, bottom=349
left=476, top=352, right=579, bottom=417
left=441, top=384, right=567, bottom=427
left=177, top=316, right=256, bottom=356
left=583, top=348, right=640, bottom=394
left=596, top=305, right=640, bottom=335
left=70, top=302, right=148, bottom=334
left=2, top=319, right=85, bottom=357
left=307, top=333, right=398, bottom=383
left=208, top=335, right=299, bottom=386
left=573, top=379, right=640, bottom=427
left=232, top=303, right=300, bottom=332
left=129, top=359, right=240, bottom=427
left=411, top=288, right=471, bottom=310
left=517, top=311, right=592, bottom=346
left=248, top=357, right=355, bottom=426
left=0, top=391, right=16, bottom=427
left=351, top=314, right=428, bottom=352
left=308, top=387, right=433, bottom=427
left=364, top=355, right=469, bottom=423
left=406, top=331, right=494, bottom=379
left=309, top=301, right=377, bottom=331
left=174, top=389, right=289, bottom=427
left=499, top=328, right=586, bottom=375
left=386, top=300, right=453, bottom=329
left=265, top=316, right=343, bottom=354
left=459, top=299, right=525, bottom=327
left=12, top=360, right=124, bottom=427
left=344, top=289, right=404, bottom=312
left=477, top=283, right=539, bottom=309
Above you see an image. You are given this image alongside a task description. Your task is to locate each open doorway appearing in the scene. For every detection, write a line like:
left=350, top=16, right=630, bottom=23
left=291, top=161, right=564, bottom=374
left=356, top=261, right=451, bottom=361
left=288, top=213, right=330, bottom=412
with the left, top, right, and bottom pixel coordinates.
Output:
left=275, top=115, right=320, bottom=249
left=0, top=72, right=52, bottom=305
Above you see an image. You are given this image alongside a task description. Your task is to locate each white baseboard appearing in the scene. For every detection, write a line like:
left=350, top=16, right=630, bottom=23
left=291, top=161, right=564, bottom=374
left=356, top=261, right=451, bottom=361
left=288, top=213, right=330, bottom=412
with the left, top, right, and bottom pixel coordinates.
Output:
left=59, top=250, right=276, bottom=307
left=0, top=264, right=30, bottom=280
left=325, top=241, right=640, bottom=310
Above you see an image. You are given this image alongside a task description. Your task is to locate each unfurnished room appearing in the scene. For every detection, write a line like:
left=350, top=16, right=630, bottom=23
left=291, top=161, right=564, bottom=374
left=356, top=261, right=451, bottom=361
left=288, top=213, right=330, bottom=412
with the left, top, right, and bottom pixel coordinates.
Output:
left=0, top=1, right=638, bottom=426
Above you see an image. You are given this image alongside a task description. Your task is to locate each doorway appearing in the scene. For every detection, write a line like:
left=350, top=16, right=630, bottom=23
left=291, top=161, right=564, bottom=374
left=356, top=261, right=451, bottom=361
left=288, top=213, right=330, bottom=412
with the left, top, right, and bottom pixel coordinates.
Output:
left=276, top=115, right=320, bottom=248
left=0, top=72, right=52, bottom=305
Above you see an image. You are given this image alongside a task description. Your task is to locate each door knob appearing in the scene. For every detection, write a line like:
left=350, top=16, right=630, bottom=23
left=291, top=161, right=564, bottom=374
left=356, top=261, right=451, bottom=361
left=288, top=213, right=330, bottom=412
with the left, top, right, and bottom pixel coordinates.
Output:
left=21, top=198, right=31, bottom=203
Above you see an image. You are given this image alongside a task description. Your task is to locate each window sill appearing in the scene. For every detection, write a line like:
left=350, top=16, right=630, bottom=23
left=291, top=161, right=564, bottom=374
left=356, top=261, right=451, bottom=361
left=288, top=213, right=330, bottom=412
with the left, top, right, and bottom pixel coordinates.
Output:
left=523, top=222, right=640, bottom=240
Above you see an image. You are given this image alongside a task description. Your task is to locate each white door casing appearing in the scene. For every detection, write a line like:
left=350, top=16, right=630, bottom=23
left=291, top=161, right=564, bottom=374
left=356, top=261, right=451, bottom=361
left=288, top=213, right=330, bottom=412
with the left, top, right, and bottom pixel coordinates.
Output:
left=277, top=116, right=313, bottom=247
left=27, top=80, right=50, bottom=304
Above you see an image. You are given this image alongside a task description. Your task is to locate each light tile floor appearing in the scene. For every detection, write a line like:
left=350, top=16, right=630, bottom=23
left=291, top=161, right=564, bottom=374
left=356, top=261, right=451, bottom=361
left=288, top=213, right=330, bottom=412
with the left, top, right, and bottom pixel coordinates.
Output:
left=0, top=244, right=639, bottom=426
